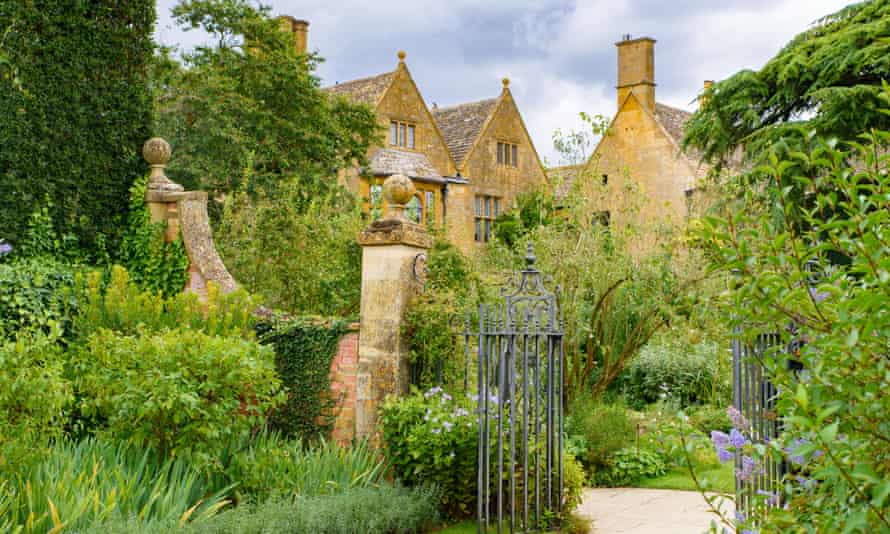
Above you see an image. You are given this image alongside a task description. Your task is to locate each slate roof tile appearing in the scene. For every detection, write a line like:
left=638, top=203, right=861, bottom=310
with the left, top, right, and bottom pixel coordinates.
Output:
left=323, top=71, right=396, bottom=106
left=367, top=148, right=442, bottom=180
left=432, top=98, right=499, bottom=167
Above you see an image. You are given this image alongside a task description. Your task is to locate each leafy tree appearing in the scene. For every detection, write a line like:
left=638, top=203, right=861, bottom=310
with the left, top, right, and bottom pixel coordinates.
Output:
left=690, top=92, right=890, bottom=531
left=684, top=1, right=890, bottom=175
left=156, top=0, right=380, bottom=206
left=0, top=0, right=155, bottom=255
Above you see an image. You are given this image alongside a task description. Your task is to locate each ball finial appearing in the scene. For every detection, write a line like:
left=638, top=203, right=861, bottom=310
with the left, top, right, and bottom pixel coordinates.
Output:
left=397, top=50, right=406, bottom=62
left=383, top=173, right=415, bottom=207
left=143, top=137, right=171, bottom=166
left=502, top=77, right=510, bottom=89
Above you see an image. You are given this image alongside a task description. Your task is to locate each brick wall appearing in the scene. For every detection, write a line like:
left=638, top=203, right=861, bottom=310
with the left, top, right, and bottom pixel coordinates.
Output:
left=329, top=323, right=360, bottom=445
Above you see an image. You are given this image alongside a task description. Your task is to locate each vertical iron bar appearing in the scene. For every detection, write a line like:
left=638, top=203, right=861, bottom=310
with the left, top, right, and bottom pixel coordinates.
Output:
left=497, top=304, right=504, bottom=534
left=478, top=304, right=486, bottom=534
left=522, top=308, right=530, bottom=531
left=545, top=333, right=552, bottom=513
left=534, top=322, right=541, bottom=529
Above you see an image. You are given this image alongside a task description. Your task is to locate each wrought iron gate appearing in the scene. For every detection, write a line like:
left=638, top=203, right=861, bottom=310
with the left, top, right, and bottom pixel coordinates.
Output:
left=466, top=244, right=563, bottom=534
left=732, top=332, right=783, bottom=520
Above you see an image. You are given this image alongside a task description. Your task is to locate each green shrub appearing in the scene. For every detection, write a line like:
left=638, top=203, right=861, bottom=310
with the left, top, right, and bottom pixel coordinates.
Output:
left=0, top=258, right=86, bottom=338
left=0, top=334, right=72, bottom=462
left=223, top=432, right=386, bottom=501
left=380, top=388, right=480, bottom=519
left=187, top=485, right=439, bottom=534
left=256, top=316, right=349, bottom=440
left=562, top=453, right=586, bottom=514
left=590, top=448, right=666, bottom=487
left=73, top=328, right=283, bottom=461
left=0, top=0, right=155, bottom=255
left=1, top=438, right=229, bottom=534
left=77, top=266, right=257, bottom=339
left=615, top=336, right=725, bottom=409
left=688, top=403, right=732, bottom=435
left=565, top=396, right=637, bottom=475
left=119, top=174, right=190, bottom=297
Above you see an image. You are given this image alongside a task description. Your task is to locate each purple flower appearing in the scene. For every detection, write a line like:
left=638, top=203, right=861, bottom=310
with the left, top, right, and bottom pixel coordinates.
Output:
left=711, top=431, right=730, bottom=448
left=442, top=421, right=453, bottom=432
left=735, top=511, right=746, bottom=523
left=736, top=456, right=758, bottom=482
left=730, top=428, right=748, bottom=448
left=717, top=447, right=733, bottom=464
left=424, top=386, right=443, bottom=399
left=727, top=407, right=750, bottom=430
left=741, top=530, right=758, bottom=534
left=809, top=287, right=829, bottom=303
left=0, top=240, right=11, bottom=256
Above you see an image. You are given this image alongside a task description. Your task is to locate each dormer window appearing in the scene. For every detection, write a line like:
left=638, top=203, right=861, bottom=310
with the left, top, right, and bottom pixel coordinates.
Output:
left=497, top=142, right=518, bottom=168
left=390, top=120, right=416, bottom=149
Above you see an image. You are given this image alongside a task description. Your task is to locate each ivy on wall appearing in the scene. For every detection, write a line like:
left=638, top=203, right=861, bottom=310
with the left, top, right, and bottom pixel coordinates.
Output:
left=0, top=0, right=155, bottom=256
left=257, top=317, right=349, bottom=440
left=119, top=175, right=189, bottom=298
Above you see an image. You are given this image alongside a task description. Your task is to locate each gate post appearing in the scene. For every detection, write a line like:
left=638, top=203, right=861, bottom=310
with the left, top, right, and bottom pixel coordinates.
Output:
left=356, top=173, right=431, bottom=442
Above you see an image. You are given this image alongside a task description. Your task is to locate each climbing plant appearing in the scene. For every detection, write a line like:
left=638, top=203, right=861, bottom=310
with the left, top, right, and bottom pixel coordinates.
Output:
left=0, top=0, right=155, bottom=255
left=257, top=316, right=349, bottom=440
left=119, top=174, right=190, bottom=298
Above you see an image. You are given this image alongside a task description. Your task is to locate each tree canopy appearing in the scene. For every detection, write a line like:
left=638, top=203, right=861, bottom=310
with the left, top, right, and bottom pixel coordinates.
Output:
left=156, top=0, right=380, bottom=207
left=683, top=0, right=890, bottom=172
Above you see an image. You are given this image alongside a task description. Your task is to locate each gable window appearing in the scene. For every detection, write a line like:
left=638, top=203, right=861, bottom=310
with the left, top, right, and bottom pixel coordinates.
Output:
left=390, top=120, right=416, bottom=149
left=497, top=142, right=519, bottom=168
left=474, top=195, right=501, bottom=243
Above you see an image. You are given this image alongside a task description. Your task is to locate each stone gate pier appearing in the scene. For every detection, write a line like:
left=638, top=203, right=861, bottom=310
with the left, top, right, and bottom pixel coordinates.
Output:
left=355, top=174, right=432, bottom=442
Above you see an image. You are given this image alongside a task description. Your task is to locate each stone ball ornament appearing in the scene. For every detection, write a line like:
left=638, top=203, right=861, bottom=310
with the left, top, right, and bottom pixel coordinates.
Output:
left=143, top=137, right=172, bottom=166
left=383, top=173, right=415, bottom=206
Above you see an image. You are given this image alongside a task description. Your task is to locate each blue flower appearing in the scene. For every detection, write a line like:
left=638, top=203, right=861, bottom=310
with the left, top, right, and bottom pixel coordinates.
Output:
left=0, top=240, right=11, bottom=256
left=716, top=447, right=733, bottom=464
left=711, top=430, right=730, bottom=448
left=730, top=428, right=748, bottom=448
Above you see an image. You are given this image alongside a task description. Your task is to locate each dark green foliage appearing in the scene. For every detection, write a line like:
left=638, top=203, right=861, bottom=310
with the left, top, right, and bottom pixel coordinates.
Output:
left=565, top=395, right=637, bottom=478
left=0, top=0, right=155, bottom=255
left=119, top=175, right=190, bottom=297
left=403, top=240, right=473, bottom=389
left=157, top=0, right=380, bottom=201
left=380, top=389, right=480, bottom=519
left=257, top=317, right=349, bottom=440
left=0, top=258, right=86, bottom=339
left=688, top=404, right=732, bottom=435
left=684, top=1, right=890, bottom=178
left=590, top=448, right=667, bottom=487
left=493, top=190, right=555, bottom=248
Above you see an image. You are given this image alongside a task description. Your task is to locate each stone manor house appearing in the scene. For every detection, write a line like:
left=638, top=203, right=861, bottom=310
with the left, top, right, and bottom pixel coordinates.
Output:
left=279, top=17, right=712, bottom=252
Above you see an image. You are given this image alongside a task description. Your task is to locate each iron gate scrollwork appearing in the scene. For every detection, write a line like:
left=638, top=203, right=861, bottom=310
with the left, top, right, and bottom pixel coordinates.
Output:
left=465, top=243, right=564, bottom=534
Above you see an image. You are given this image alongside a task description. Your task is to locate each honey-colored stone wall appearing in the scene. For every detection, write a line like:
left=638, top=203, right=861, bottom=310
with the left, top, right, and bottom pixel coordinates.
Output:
left=454, top=89, right=547, bottom=254
left=585, top=94, right=694, bottom=231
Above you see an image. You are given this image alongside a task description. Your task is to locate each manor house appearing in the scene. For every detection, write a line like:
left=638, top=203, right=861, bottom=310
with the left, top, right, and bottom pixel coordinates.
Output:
left=278, top=17, right=547, bottom=254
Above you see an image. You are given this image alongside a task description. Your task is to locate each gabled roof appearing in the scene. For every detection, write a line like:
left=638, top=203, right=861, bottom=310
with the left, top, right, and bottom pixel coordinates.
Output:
left=366, top=149, right=442, bottom=181
left=432, top=98, right=499, bottom=167
left=323, top=71, right=396, bottom=106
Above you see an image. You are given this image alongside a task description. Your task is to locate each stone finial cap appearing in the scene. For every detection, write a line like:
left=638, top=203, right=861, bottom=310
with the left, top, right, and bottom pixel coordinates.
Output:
left=383, top=173, right=414, bottom=205
left=143, top=137, right=184, bottom=197
left=143, top=137, right=171, bottom=166
left=502, top=77, right=510, bottom=89
left=397, top=50, right=406, bottom=62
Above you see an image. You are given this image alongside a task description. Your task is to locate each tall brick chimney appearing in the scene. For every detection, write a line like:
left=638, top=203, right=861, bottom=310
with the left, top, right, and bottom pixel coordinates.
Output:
left=616, top=35, right=656, bottom=112
left=277, top=16, right=309, bottom=55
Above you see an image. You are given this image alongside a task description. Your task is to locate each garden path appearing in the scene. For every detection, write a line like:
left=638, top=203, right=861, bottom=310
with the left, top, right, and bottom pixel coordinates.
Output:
left=577, top=488, right=733, bottom=534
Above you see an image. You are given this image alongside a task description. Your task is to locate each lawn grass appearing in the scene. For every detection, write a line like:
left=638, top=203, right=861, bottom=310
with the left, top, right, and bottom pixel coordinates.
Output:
left=636, top=462, right=734, bottom=494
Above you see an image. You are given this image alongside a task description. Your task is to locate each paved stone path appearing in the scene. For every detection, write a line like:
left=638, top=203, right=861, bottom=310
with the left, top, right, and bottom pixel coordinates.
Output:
left=577, top=488, right=733, bottom=534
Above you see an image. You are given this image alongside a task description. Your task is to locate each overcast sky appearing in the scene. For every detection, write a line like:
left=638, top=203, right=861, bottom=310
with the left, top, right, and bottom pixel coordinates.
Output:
left=155, top=0, right=851, bottom=165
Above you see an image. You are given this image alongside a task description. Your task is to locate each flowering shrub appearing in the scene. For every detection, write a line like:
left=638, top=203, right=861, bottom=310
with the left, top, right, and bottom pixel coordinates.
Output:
left=380, top=387, right=480, bottom=518
left=692, top=106, right=890, bottom=532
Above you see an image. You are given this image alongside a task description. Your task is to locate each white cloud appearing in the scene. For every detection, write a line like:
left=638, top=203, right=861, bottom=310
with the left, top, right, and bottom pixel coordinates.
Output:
left=155, top=0, right=852, bottom=163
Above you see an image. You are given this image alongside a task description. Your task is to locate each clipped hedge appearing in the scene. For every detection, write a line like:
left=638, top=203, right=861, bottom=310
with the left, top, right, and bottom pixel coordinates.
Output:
left=0, top=0, right=155, bottom=254
left=257, top=317, right=348, bottom=440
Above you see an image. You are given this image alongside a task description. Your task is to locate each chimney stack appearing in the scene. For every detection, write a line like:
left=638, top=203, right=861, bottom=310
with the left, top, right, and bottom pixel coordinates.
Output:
left=700, top=80, right=714, bottom=108
left=277, top=16, right=309, bottom=55
left=615, top=35, right=656, bottom=112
